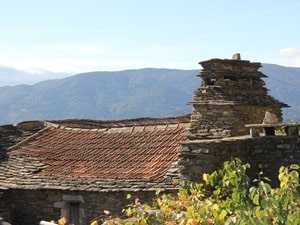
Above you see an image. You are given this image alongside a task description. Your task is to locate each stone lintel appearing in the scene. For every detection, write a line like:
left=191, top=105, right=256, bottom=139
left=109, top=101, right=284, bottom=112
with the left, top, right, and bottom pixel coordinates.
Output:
left=245, top=123, right=299, bottom=128
left=62, top=194, right=84, bottom=203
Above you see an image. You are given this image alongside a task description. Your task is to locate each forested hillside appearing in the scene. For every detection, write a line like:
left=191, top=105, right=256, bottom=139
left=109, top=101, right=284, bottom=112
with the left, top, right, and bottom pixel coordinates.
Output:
left=0, top=64, right=299, bottom=125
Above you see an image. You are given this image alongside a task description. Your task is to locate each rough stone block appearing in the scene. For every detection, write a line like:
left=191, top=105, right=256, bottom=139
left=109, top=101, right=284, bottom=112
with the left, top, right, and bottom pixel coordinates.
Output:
left=277, top=144, right=291, bottom=149
left=53, top=202, right=64, bottom=209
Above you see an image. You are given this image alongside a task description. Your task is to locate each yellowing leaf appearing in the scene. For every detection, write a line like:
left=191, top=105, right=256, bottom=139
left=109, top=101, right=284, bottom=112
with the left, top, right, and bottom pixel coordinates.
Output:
left=161, top=207, right=172, bottom=215
left=103, top=210, right=110, bottom=215
left=203, top=173, right=209, bottom=184
left=157, top=198, right=162, bottom=206
left=172, top=178, right=179, bottom=185
left=212, top=203, right=219, bottom=211
left=90, top=221, right=98, bottom=225
left=186, top=218, right=199, bottom=225
left=125, top=208, right=132, bottom=216
left=58, top=217, right=67, bottom=225
left=127, top=193, right=132, bottom=199
left=106, top=221, right=114, bottom=225
left=165, top=221, right=175, bottom=225
left=139, top=218, right=147, bottom=225
left=218, top=209, right=227, bottom=220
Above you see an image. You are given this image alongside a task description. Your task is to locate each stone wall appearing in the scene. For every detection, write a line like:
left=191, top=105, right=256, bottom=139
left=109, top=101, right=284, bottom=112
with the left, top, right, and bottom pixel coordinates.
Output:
left=7, top=189, right=158, bottom=225
left=0, top=122, right=45, bottom=223
left=189, top=105, right=283, bottom=138
left=179, top=135, right=300, bottom=186
left=0, top=191, right=10, bottom=223
left=231, top=106, right=283, bottom=136
left=178, top=137, right=252, bottom=181
left=249, top=135, right=300, bottom=186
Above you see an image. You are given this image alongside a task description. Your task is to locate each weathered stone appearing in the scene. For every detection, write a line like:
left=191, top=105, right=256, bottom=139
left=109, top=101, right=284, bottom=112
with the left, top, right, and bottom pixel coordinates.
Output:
left=16, top=121, right=44, bottom=131
left=263, top=111, right=279, bottom=124
left=0, top=217, right=11, bottom=225
left=232, top=53, right=241, bottom=60
left=277, top=144, right=291, bottom=149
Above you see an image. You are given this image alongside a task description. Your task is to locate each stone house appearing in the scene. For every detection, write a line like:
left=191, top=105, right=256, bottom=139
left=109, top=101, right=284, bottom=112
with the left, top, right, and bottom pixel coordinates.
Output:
left=0, top=55, right=299, bottom=225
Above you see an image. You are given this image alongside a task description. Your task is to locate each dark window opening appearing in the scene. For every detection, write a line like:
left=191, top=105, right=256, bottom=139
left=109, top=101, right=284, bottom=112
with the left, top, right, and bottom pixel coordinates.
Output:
left=264, top=127, right=275, bottom=136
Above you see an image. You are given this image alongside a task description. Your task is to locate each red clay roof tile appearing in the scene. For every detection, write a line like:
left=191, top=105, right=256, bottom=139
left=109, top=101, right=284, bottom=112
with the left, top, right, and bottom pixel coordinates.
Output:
left=9, top=116, right=189, bottom=181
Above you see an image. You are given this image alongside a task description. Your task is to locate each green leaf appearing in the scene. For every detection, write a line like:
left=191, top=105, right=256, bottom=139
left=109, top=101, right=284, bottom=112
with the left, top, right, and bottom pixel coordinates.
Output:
left=187, top=206, right=195, bottom=218
left=259, top=181, right=271, bottom=195
left=198, top=206, right=207, bottom=217
left=286, top=213, right=300, bottom=225
left=249, top=187, right=260, bottom=205
left=254, top=206, right=264, bottom=218
left=261, top=198, right=272, bottom=209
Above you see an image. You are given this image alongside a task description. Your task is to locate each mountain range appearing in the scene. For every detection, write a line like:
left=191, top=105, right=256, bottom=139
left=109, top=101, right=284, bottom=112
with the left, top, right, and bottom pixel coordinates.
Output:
left=0, top=64, right=299, bottom=125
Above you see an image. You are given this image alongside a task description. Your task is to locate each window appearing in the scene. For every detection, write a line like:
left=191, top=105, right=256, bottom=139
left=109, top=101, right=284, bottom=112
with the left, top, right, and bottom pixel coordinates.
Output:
left=69, top=202, right=80, bottom=225
left=60, top=195, right=84, bottom=225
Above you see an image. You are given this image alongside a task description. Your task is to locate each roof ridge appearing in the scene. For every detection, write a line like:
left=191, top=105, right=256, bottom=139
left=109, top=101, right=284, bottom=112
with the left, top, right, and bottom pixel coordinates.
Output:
left=48, top=114, right=191, bottom=129
left=61, top=122, right=188, bottom=133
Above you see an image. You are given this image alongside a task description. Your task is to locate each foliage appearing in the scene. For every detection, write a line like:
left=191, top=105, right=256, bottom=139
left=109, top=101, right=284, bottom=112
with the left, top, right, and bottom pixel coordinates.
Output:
left=99, top=158, right=300, bottom=225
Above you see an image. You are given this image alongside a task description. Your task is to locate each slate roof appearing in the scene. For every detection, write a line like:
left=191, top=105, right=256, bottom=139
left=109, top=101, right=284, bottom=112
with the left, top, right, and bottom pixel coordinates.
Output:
left=0, top=115, right=190, bottom=192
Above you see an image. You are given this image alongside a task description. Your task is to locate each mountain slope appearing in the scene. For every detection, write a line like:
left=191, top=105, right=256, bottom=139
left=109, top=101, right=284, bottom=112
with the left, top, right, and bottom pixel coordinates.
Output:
left=261, top=63, right=300, bottom=121
left=0, top=69, right=198, bottom=125
left=0, top=65, right=299, bottom=125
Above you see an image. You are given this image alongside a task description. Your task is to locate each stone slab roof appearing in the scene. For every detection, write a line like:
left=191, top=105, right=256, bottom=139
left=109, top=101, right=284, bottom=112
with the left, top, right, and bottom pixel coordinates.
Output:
left=0, top=115, right=190, bottom=192
left=49, top=115, right=191, bottom=129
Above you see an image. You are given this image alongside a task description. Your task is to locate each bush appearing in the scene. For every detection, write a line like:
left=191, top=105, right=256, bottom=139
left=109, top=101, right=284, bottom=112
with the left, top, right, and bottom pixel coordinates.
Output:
left=99, top=158, right=300, bottom=225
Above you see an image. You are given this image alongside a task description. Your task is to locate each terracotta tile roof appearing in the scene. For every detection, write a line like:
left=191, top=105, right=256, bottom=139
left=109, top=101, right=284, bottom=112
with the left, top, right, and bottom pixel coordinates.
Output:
left=0, top=115, right=190, bottom=191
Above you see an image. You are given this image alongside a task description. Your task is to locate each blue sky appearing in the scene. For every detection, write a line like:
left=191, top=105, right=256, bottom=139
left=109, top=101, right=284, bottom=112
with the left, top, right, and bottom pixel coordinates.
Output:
left=0, top=0, right=300, bottom=84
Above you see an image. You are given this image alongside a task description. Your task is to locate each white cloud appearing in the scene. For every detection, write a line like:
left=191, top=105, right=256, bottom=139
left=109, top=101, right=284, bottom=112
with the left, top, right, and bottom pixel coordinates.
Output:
left=277, top=48, right=300, bottom=67
left=0, top=39, right=200, bottom=74
left=279, top=48, right=300, bottom=57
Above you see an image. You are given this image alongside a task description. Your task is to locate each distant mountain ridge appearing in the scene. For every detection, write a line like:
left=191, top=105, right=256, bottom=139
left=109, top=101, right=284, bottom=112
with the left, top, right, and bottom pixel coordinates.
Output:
left=0, top=66, right=70, bottom=86
left=0, top=64, right=299, bottom=125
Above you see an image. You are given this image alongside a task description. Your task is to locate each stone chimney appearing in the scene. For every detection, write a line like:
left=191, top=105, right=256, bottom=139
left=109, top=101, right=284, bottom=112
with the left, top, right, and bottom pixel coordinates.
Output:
left=188, top=54, right=289, bottom=139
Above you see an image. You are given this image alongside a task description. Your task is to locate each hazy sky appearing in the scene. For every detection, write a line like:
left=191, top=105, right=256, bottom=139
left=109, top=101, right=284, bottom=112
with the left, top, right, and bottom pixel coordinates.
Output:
left=0, top=0, right=300, bottom=84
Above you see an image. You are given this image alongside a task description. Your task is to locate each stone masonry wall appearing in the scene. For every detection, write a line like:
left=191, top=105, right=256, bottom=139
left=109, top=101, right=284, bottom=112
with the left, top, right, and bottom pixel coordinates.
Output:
left=8, top=189, right=158, bottom=225
left=178, top=137, right=252, bottom=181
left=0, top=122, right=44, bottom=223
left=0, top=191, right=10, bottom=223
left=249, top=136, right=300, bottom=186
left=231, top=106, right=283, bottom=136
left=179, top=135, right=300, bottom=186
left=189, top=105, right=282, bottom=138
